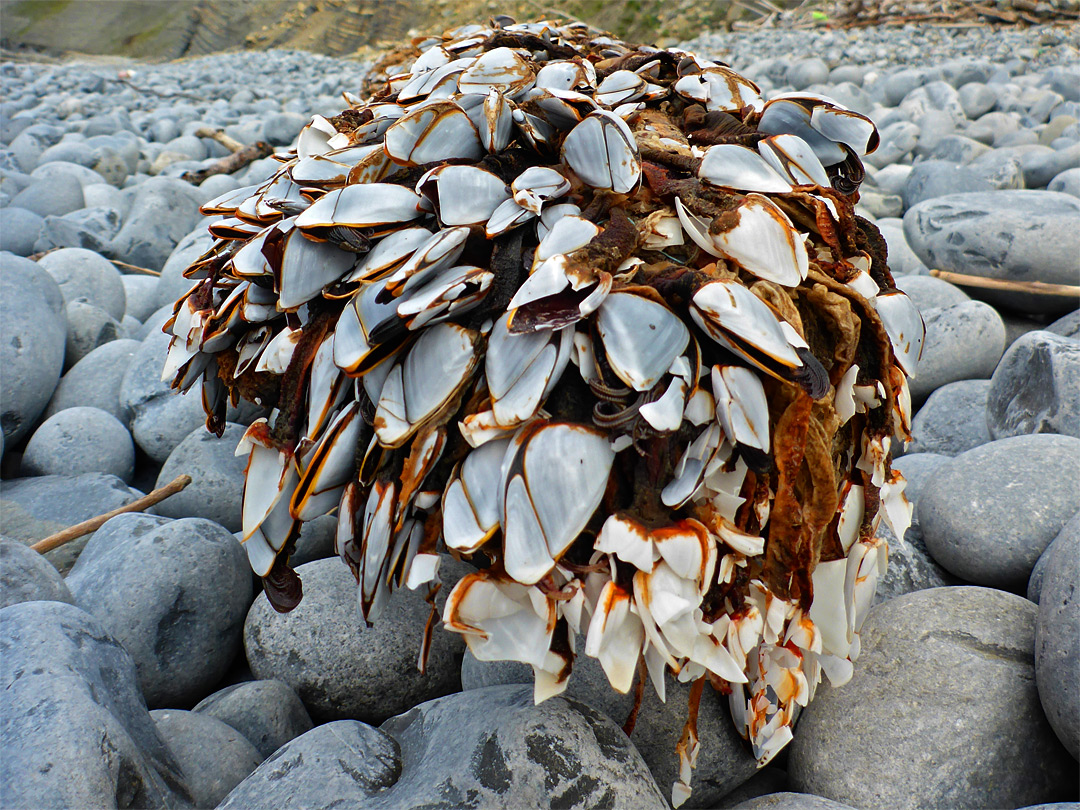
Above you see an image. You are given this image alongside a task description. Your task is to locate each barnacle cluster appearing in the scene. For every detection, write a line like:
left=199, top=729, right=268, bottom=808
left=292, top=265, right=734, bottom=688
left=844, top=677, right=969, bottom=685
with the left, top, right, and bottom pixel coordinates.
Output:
left=164, top=17, right=924, bottom=805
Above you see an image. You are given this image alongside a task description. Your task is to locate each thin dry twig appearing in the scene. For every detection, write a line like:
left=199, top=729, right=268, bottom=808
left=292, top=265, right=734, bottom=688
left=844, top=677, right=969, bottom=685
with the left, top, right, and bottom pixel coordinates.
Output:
left=109, top=258, right=161, bottom=276
left=30, top=474, right=193, bottom=555
left=930, top=269, right=1080, bottom=298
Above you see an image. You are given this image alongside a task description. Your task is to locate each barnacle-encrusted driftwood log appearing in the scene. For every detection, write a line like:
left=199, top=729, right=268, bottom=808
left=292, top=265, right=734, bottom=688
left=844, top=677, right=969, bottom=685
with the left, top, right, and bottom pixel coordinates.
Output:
left=163, top=17, right=924, bottom=805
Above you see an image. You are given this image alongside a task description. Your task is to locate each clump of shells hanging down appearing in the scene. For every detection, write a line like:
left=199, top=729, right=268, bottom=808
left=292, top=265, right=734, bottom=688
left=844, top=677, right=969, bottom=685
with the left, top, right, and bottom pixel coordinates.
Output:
left=164, top=17, right=923, bottom=806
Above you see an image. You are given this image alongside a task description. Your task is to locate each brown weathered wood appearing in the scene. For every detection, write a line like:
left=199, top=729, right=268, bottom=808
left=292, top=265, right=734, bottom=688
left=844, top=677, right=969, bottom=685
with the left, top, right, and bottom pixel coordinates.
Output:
left=181, top=141, right=273, bottom=185
left=30, top=475, right=193, bottom=555
left=109, top=258, right=161, bottom=276
left=929, top=269, right=1080, bottom=298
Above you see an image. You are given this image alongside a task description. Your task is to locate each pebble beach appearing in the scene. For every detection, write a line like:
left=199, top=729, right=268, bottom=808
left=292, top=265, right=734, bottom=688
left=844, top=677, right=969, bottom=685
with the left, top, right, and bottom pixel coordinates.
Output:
left=1, top=17, right=1078, bottom=810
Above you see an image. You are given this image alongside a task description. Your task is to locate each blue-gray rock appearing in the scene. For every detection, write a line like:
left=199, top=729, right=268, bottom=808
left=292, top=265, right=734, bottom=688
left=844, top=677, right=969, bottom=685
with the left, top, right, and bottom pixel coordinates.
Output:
left=1046, top=310, right=1080, bottom=340
left=0, top=254, right=67, bottom=443
left=0, top=601, right=191, bottom=808
left=892, top=452, right=950, bottom=512
left=905, top=192, right=1080, bottom=303
left=154, top=422, right=247, bottom=531
left=162, top=135, right=207, bottom=162
left=288, top=513, right=338, bottom=567
left=0, top=206, right=43, bottom=256
left=787, top=58, right=829, bottom=91
left=910, top=301, right=1005, bottom=402
left=261, top=111, right=307, bottom=146
left=83, top=180, right=130, bottom=216
left=713, top=769, right=791, bottom=808
left=971, top=144, right=1067, bottom=189
left=906, top=380, right=992, bottom=457
left=108, top=176, right=205, bottom=271
left=884, top=68, right=928, bottom=107
left=122, top=273, right=160, bottom=321
left=919, top=435, right=1080, bottom=589
left=222, top=685, right=668, bottom=810
left=119, top=329, right=210, bottom=462
left=892, top=273, right=969, bottom=311
left=928, top=134, right=991, bottom=165
left=33, top=208, right=115, bottom=254
left=37, top=139, right=96, bottom=168
left=913, top=110, right=958, bottom=156
left=0, top=472, right=143, bottom=572
left=8, top=128, right=47, bottom=171
left=30, top=159, right=107, bottom=189
left=1028, top=512, right=1077, bottom=603
left=63, top=299, right=123, bottom=369
left=37, top=246, right=126, bottom=320
left=728, top=794, right=859, bottom=810
left=43, top=337, right=140, bottom=423
left=958, top=82, right=998, bottom=119
left=789, top=587, right=1076, bottom=810
left=65, top=513, right=252, bottom=707
left=879, top=226, right=929, bottom=276
left=150, top=709, right=262, bottom=807
left=1023, top=143, right=1080, bottom=189
left=0, top=536, right=75, bottom=609
left=21, top=406, right=135, bottom=482
left=244, top=557, right=466, bottom=724
left=196, top=172, right=239, bottom=205
left=1048, top=166, right=1080, bottom=197
left=875, top=518, right=956, bottom=604
left=904, top=82, right=967, bottom=125
left=901, top=159, right=1018, bottom=210
left=463, top=630, right=760, bottom=807
left=9, top=173, right=84, bottom=217
left=966, top=110, right=1023, bottom=146
left=1035, top=525, right=1079, bottom=760
left=987, top=331, right=1080, bottom=440
left=154, top=224, right=214, bottom=308
left=193, top=679, right=314, bottom=759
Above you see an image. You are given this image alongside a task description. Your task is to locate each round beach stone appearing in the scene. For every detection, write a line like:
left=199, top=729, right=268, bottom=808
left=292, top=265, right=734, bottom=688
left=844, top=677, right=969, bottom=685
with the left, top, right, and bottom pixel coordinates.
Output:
left=462, top=631, right=760, bottom=807
left=150, top=709, right=262, bottom=808
left=903, top=191, right=1080, bottom=312
left=0, top=254, right=67, bottom=443
left=878, top=224, right=928, bottom=276
left=874, top=519, right=955, bottom=604
left=154, top=422, right=247, bottom=531
left=193, top=679, right=313, bottom=759
left=902, top=160, right=996, bottom=209
left=789, top=587, right=1076, bottom=810
left=65, top=513, right=252, bottom=707
left=1029, top=512, right=1079, bottom=605
left=1035, top=526, right=1079, bottom=760
left=892, top=452, right=950, bottom=511
left=987, top=331, right=1080, bottom=440
left=906, top=380, right=992, bottom=457
left=0, top=206, right=44, bottom=256
left=63, top=299, right=122, bottom=369
left=222, top=685, right=666, bottom=810
left=9, top=173, right=84, bottom=217
left=108, top=176, right=205, bottom=271
left=909, top=301, right=1005, bottom=402
left=154, top=224, right=214, bottom=308
left=37, top=247, right=126, bottom=320
left=919, top=435, right=1080, bottom=589
left=120, top=274, right=160, bottom=322
left=892, top=274, right=969, bottom=312
left=1048, top=166, right=1080, bottom=198
left=21, top=406, right=135, bottom=482
left=43, top=338, right=140, bottom=423
left=119, top=330, right=210, bottom=462
left=244, top=557, right=466, bottom=724
left=0, top=537, right=75, bottom=609
left=0, top=601, right=190, bottom=809
left=728, top=794, right=859, bottom=810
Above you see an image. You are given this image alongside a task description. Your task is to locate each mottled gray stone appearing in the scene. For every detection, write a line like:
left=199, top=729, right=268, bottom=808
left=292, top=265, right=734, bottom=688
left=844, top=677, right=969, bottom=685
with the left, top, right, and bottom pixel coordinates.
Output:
left=119, top=329, right=209, bottom=462
left=0, top=206, right=43, bottom=255
left=919, top=435, right=1080, bottom=589
left=0, top=536, right=75, bottom=609
left=462, top=630, right=759, bottom=807
left=0, top=472, right=142, bottom=573
left=893, top=273, right=969, bottom=312
left=789, top=587, right=1076, bottom=809
left=37, top=246, right=126, bottom=320
left=63, top=299, right=122, bottom=369
left=193, top=679, right=314, bottom=759
left=1046, top=310, right=1080, bottom=340
left=244, top=557, right=466, bottom=724
left=9, top=173, right=84, bottom=217
left=154, top=422, right=247, bottom=531
left=987, top=331, right=1080, bottom=440
left=866, top=121, right=919, bottom=168
left=875, top=518, right=956, bottom=605
left=903, top=192, right=1080, bottom=312
left=1048, top=166, right=1080, bottom=198
left=29, top=160, right=108, bottom=190
left=66, top=513, right=252, bottom=707
left=958, top=82, right=998, bottom=119
left=121, top=273, right=160, bottom=321
left=150, top=709, right=262, bottom=808
left=906, top=380, right=992, bottom=457
left=1035, top=525, right=1079, bottom=760
left=902, top=159, right=1018, bottom=210
left=910, top=301, right=1005, bottom=402
left=0, top=254, right=67, bottom=443
left=21, top=406, right=135, bottom=482
left=108, top=176, right=205, bottom=271
left=1027, top=521, right=1072, bottom=605
left=154, top=224, right=213, bottom=308
left=43, top=337, right=140, bottom=423
left=892, top=452, right=950, bottom=511
left=713, top=769, right=791, bottom=808
left=928, top=134, right=991, bottom=165
left=261, top=111, right=307, bottom=146
left=728, top=794, right=859, bottom=810
left=288, top=513, right=338, bottom=567
left=0, top=601, right=191, bottom=809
